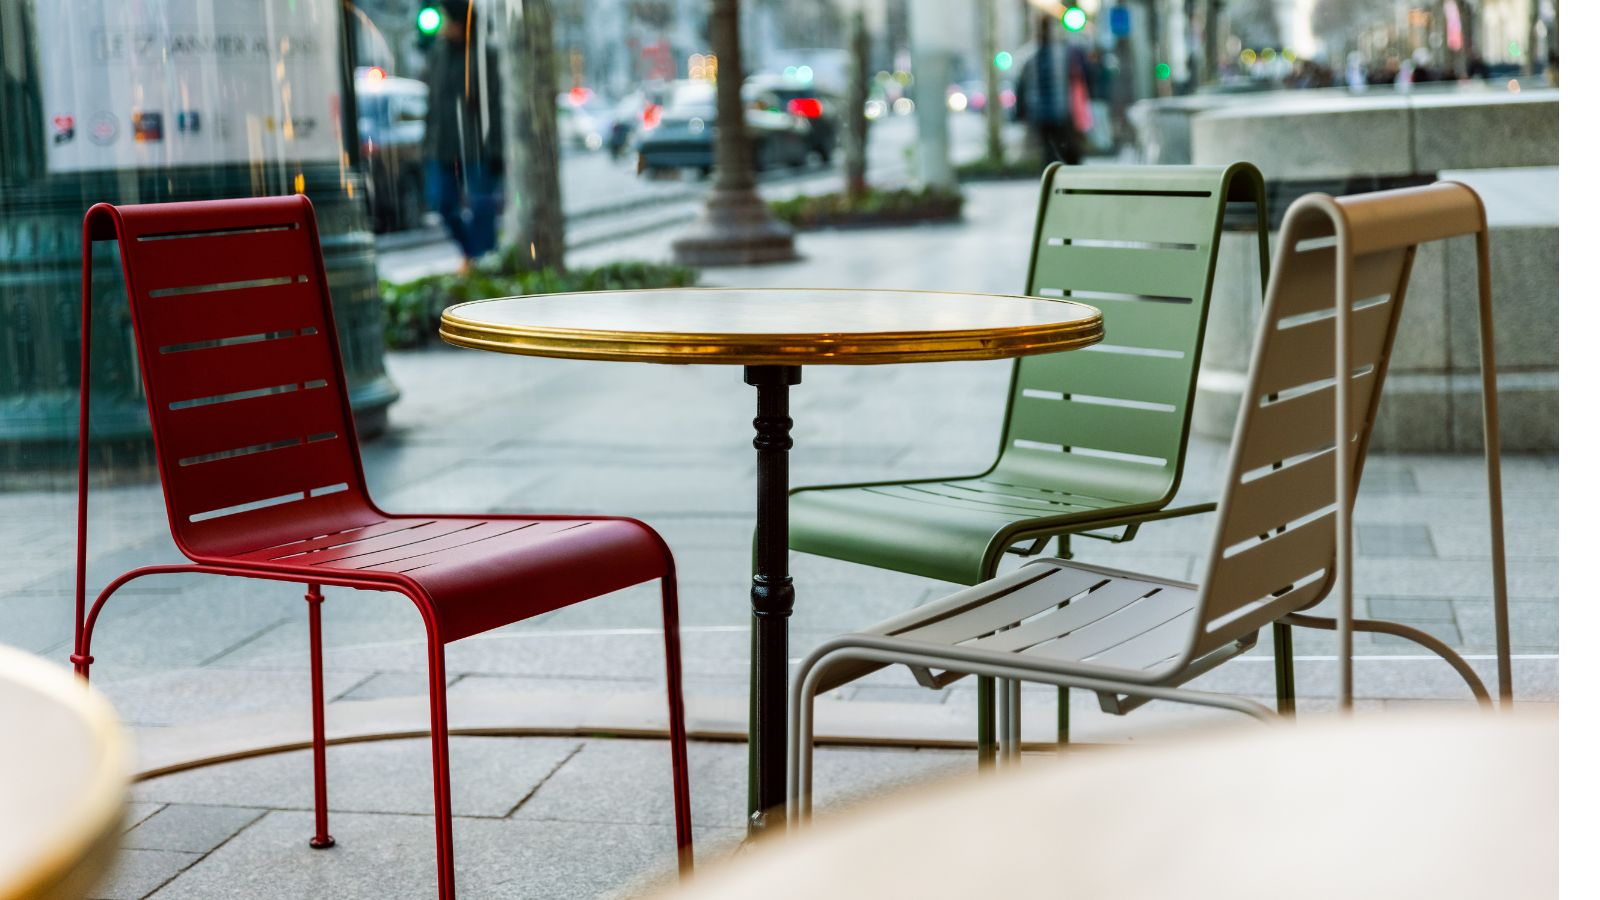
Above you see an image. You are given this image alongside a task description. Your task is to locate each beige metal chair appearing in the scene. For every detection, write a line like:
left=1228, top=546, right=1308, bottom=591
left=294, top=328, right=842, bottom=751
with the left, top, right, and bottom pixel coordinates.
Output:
left=788, top=181, right=1513, bottom=820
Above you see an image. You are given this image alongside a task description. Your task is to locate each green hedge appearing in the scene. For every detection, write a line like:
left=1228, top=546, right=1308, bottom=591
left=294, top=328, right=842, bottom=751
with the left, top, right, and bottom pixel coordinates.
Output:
left=954, top=156, right=1047, bottom=182
left=768, top=185, right=964, bottom=231
left=381, top=261, right=699, bottom=349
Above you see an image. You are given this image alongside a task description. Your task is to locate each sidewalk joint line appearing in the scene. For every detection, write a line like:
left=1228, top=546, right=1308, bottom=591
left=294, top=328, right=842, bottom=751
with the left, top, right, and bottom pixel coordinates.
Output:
left=135, top=808, right=269, bottom=899
left=506, top=742, right=584, bottom=819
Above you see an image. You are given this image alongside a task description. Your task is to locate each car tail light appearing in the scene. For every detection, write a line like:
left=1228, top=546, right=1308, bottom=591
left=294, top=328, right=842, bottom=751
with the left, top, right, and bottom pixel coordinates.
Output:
left=786, top=97, right=823, bottom=119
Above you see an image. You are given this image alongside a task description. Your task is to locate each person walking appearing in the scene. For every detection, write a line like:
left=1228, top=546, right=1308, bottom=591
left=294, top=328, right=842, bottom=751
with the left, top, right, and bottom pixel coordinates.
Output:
left=422, top=0, right=504, bottom=270
left=1015, top=15, right=1085, bottom=167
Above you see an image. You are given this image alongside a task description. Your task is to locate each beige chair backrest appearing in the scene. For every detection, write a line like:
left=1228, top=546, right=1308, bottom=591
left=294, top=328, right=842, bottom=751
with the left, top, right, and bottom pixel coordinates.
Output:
left=1184, top=183, right=1491, bottom=670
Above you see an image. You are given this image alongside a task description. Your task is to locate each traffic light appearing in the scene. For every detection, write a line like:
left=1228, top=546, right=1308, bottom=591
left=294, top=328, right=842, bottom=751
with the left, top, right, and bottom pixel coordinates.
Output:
left=416, top=5, right=442, bottom=51
left=417, top=6, right=443, bottom=36
left=993, top=51, right=1014, bottom=71
left=1061, top=6, right=1088, bottom=33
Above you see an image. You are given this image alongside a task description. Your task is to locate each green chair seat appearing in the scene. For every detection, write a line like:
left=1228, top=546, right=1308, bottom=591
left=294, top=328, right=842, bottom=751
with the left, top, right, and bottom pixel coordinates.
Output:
left=791, top=475, right=1147, bottom=586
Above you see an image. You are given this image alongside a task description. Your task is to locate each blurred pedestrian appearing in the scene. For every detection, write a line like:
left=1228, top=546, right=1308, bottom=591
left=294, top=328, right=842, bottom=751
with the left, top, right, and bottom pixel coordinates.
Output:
left=422, top=0, right=504, bottom=270
left=1016, top=15, right=1088, bottom=166
left=1345, top=51, right=1367, bottom=91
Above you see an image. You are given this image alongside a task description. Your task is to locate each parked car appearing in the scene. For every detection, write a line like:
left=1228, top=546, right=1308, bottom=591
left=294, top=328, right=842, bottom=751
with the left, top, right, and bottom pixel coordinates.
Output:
left=355, top=69, right=428, bottom=232
left=635, top=80, right=810, bottom=177
left=744, top=73, right=840, bottom=163
left=557, top=91, right=610, bottom=152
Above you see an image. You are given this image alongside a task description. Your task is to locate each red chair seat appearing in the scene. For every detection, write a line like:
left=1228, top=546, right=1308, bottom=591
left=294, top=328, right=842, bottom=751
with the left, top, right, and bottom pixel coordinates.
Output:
left=221, top=514, right=670, bottom=642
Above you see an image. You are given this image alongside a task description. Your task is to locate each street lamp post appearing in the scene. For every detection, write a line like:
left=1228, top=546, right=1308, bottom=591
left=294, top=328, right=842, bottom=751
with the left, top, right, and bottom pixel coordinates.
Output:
left=671, top=0, right=796, bottom=266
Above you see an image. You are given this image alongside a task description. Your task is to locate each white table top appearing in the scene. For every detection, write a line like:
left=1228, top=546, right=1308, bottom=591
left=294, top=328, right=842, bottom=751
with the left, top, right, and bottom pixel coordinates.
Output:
left=439, top=288, right=1103, bottom=365
left=0, top=646, right=129, bottom=900
left=660, top=711, right=1555, bottom=900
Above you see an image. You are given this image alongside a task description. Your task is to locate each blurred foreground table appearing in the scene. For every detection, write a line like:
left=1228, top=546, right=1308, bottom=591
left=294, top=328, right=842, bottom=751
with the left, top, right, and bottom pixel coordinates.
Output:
left=664, top=713, right=1556, bottom=899
left=0, top=645, right=130, bottom=900
left=440, top=287, right=1103, bottom=835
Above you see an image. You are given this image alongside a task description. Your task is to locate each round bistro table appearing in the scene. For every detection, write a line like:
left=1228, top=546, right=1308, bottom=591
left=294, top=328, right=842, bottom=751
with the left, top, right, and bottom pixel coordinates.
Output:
left=439, top=287, right=1102, bottom=836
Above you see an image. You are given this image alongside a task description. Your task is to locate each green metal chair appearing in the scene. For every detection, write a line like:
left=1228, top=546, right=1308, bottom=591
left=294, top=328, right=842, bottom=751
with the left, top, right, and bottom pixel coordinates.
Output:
left=789, top=163, right=1268, bottom=757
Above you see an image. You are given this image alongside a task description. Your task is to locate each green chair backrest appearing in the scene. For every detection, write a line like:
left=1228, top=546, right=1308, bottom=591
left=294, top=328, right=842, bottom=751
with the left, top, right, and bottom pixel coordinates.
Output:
left=989, top=163, right=1268, bottom=509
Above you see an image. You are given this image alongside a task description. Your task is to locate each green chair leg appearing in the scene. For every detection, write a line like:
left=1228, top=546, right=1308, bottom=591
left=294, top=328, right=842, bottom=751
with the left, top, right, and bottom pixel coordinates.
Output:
left=1273, top=622, right=1296, bottom=718
left=1056, top=687, right=1070, bottom=749
left=977, top=675, right=997, bottom=768
left=1056, top=533, right=1072, bottom=749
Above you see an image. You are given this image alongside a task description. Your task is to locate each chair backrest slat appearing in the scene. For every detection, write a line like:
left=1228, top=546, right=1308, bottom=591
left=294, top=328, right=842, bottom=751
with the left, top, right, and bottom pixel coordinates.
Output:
left=1184, top=183, right=1488, bottom=658
left=85, top=196, right=376, bottom=558
left=998, top=163, right=1266, bottom=507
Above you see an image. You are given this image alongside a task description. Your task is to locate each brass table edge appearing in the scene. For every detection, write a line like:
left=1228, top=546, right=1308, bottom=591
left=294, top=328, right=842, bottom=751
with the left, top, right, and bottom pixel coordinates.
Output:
left=437, top=322, right=1104, bottom=366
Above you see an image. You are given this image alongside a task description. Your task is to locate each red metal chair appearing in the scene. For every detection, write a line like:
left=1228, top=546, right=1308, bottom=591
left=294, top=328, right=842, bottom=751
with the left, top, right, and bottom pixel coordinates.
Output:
left=72, top=196, right=693, bottom=897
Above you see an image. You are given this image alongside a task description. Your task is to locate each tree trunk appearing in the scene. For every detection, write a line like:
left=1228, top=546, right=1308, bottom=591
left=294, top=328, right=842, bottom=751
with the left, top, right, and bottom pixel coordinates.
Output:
left=669, top=0, right=795, bottom=265
left=500, top=0, right=566, bottom=273
left=980, top=0, right=1002, bottom=165
left=1525, top=0, right=1540, bottom=75
left=845, top=8, right=870, bottom=200
left=710, top=0, right=754, bottom=194
left=1547, top=0, right=1558, bottom=85
left=1203, top=0, right=1221, bottom=84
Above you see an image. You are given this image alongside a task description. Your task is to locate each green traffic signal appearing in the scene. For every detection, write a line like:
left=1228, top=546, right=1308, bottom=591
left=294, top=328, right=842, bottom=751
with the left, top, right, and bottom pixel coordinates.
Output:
left=993, top=51, right=1014, bottom=71
left=417, top=5, right=443, bottom=35
left=1061, top=6, right=1088, bottom=32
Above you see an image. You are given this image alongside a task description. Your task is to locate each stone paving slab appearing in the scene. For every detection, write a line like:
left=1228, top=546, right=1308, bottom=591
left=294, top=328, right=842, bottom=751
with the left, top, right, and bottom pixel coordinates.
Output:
left=123, top=806, right=266, bottom=855
left=97, top=849, right=202, bottom=900
left=94, top=667, right=372, bottom=729
left=134, top=736, right=583, bottom=819
left=140, top=811, right=691, bottom=900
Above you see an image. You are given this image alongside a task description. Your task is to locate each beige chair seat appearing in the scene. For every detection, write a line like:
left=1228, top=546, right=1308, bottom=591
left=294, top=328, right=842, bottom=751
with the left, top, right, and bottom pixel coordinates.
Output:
left=814, top=559, right=1252, bottom=714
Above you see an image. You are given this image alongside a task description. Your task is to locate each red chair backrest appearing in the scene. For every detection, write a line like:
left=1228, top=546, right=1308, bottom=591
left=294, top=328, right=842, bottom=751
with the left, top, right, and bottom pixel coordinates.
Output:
left=84, top=196, right=379, bottom=558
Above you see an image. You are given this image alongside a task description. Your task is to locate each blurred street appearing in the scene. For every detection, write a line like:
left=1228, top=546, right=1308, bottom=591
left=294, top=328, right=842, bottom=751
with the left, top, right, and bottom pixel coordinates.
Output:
left=378, top=112, right=1023, bottom=281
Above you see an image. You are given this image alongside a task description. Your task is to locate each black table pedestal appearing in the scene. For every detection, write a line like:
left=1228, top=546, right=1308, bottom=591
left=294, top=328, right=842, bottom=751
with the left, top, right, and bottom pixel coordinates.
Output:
left=744, top=364, right=801, bottom=837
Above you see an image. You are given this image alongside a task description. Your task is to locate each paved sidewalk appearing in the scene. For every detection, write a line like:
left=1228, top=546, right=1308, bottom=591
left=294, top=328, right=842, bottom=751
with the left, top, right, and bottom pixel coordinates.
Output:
left=102, top=735, right=976, bottom=899
left=0, top=178, right=1557, bottom=899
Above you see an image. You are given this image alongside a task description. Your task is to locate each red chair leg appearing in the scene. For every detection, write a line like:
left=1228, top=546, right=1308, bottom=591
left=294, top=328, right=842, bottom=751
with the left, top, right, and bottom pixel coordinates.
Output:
left=306, top=584, right=335, bottom=849
left=660, top=573, right=694, bottom=875
left=426, top=634, right=457, bottom=900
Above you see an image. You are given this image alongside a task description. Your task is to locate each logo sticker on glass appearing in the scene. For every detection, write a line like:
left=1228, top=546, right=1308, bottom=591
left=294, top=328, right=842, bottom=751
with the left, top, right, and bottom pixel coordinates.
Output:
left=88, top=112, right=118, bottom=145
left=133, top=112, right=164, bottom=142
